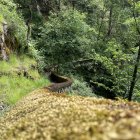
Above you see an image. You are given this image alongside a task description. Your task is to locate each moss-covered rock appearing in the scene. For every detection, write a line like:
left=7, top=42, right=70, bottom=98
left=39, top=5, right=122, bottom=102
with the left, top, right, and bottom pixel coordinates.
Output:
left=0, top=15, right=4, bottom=33
left=0, top=89, right=140, bottom=140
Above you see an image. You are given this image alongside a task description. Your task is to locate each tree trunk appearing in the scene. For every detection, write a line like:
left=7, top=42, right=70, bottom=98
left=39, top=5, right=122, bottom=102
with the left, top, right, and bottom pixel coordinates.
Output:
left=128, top=0, right=140, bottom=101
left=0, top=43, right=7, bottom=60
left=0, top=22, right=8, bottom=61
left=107, top=5, right=113, bottom=37
left=26, top=4, right=32, bottom=44
left=97, top=10, right=107, bottom=40
left=103, top=5, right=113, bottom=41
left=58, top=0, right=61, bottom=11
left=128, top=45, right=140, bottom=101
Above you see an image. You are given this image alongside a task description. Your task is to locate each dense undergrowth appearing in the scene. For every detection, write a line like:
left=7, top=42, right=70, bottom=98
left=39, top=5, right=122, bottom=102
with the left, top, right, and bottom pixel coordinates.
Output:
left=1, top=0, right=140, bottom=101
left=0, top=89, right=140, bottom=140
left=35, top=1, right=140, bottom=101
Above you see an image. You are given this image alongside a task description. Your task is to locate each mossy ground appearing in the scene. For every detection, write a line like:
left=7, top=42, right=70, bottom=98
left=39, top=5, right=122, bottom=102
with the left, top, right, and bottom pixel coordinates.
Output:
left=0, top=89, right=140, bottom=140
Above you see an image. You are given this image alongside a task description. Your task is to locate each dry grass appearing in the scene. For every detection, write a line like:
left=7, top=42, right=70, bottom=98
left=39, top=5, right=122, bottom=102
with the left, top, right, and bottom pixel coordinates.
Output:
left=0, top=89, right=140, bottom=140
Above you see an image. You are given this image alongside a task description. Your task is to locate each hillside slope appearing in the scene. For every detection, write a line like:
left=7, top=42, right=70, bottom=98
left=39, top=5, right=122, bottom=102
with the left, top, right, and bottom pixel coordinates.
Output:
left=0, top=55, right=50, bottom=113
left=0, top=89, right=140, bottom=140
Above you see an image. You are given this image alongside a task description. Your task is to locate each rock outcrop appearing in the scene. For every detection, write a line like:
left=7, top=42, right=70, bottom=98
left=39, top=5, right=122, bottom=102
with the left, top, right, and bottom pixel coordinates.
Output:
left=0, top=20, right=8, bottom=60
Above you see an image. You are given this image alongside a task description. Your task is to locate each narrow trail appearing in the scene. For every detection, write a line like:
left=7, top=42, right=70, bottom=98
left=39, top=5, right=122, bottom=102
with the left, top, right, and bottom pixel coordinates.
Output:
left=45, top=72, right=73, bottom=92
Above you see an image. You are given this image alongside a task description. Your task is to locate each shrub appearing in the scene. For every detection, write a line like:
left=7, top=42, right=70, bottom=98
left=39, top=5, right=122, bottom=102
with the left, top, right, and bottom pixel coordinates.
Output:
left=66, top=78, right=96, bottom=97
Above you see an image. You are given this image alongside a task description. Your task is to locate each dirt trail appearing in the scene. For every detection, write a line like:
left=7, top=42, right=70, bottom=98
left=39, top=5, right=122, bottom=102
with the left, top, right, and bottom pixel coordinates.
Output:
left=45, top=72, right=73, bottom=92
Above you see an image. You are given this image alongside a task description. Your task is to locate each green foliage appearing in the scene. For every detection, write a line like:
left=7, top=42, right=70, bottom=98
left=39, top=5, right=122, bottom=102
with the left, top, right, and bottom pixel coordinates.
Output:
left=0, top=75, right=50, bottom=105
left=27, top=40, right=45, bottom=72
left=0, top=0, right=27, bottom=49
left=0, top=54, right=36, bottom=73
left=37, top=9, right=96, bottom=70
left=67, top=78, right=96, bottom=97
left=0, top=55, right=50, bottom=105
left=35, top=1, right=140, bottom=100
left=0, top=14, right=4, bottom=32
left=27, top=41, right=39, bottom=59
left=1, top=0, right=140, bottom=101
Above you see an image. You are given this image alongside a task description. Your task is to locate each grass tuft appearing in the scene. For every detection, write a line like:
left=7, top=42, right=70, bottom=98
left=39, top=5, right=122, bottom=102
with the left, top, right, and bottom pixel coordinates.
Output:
left=0, top=55, right=50, bottom=105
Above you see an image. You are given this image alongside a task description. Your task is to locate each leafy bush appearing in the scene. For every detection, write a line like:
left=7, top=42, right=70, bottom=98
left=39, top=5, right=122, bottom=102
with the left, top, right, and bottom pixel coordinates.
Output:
left=67, top=78, right=96, bottom=97
left=27, top=40, right=46, bottom=72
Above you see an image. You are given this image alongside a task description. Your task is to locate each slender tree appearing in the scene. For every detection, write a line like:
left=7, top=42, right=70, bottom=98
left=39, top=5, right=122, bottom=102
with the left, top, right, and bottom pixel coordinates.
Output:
left=128, top=0, right=140, bottom=101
